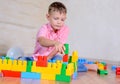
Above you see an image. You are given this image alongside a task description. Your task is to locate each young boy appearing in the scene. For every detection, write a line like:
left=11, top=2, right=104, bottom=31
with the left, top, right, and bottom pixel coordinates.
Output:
left=33, top=2, right=69, bottom=61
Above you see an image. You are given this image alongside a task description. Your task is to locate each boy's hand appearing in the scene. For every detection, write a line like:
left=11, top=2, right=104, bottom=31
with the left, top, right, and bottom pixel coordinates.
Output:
left=54, top=42, right=65, bottom=54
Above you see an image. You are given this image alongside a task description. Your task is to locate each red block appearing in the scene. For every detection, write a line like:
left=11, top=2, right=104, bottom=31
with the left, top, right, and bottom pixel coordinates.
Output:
left=63, top=54, right=68, bottom=62
left=116, top=67, right=120, bottom=71
left=104, top=65, right=107, bottom=70
left=116, top=71, right=120, bottom=75
left=2, top=70, right=21, bottom=77
left=36, top=56, right=47, bottom=67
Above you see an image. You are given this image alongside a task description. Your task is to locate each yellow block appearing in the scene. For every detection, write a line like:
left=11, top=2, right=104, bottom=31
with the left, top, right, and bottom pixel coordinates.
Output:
left=41, top=74, right=56, bottom=80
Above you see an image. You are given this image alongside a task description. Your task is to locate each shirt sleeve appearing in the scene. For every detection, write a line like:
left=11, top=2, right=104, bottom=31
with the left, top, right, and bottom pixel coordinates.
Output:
left=59, top=26, right=69, bottom=44
left=36, top=25, right=47, bottom=40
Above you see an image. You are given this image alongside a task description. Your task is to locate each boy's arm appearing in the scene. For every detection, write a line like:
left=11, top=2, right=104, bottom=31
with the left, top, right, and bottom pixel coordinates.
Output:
left=38, top=36, right=57, bottom=47
left=38, top=36, right=65, bottom=54
left=47, top=48, right=58, bottom=60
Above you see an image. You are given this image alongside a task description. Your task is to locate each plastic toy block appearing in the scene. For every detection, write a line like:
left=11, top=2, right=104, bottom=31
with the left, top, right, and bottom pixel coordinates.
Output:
left=66, top=64, right=74, bottom=76
left=41, top=74, right=56, bottom=80
left=63, top=54, right=68, bottom=62
left=63, top=62, right=68, bottom=65
left=87, top=61, right=94, bottom=64
left=101, top=62, right=106, bottom=66
left=2, top=70, right=21, bottom=77
left=31, top=61, right=37, bottom=72
left=98, top=63, right=104, bottom=70
left=1, top=59, right=12, bottom=70
left=26, top=61, right=32, bottom=72
left=11, top=60, right=18, bottom=71
left=97, top=69, right=108, bottom=75
left=22, top=60, right=27, bottom=72
left=72, top=51, right=78, bottom=62
left=68, top=56, right=72, bottom=63
left=56, top=74, right=71, bottom=82
left=116, top=67, right=120, bottom=75
left=64, top=44, right=69, bottom=54
left=56, top=62, right=62, bottom=70
left=104, top=65, right=107, bottom=70
left=73, top=62, right=78, bottom=72
left=61, top=63, right=67, bottom=75
left=94, top=61, right=99, bottom=64
left=77, top=63, right=88, bottom=72
left=116, top=71, right=120, bottom=75
left=21, top=72, right=41, bottom=79
left=116, top=67, right=120, bottom=71
left=111, top=65, right=117, bottom=71
left=72, top=71, right=78, bottom=79
left=36, top=56, right=47, bottom=67
left=78, top=58, right=87, bottom=64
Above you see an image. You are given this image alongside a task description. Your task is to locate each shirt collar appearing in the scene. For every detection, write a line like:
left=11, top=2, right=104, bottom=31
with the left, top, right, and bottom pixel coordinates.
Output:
left=47, top=23, right=62, bottom=33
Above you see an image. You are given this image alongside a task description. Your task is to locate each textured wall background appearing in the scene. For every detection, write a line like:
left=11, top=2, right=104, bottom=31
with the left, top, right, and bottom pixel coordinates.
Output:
left=0, top=0, right=53, bottom=55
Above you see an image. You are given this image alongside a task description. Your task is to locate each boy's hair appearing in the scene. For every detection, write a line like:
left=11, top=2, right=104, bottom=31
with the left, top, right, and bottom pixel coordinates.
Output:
left=48, top=2, right=67, bottom=14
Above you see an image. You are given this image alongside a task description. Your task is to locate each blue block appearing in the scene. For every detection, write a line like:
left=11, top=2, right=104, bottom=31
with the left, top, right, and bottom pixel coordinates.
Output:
left=63, top=62, right=68, bottom=65
left=21, top=72, right=41, bottom=79
left=87, top=61, right=94, bottom=64
left=72, top=71, right=78, bottom=79
left=77, top=63, right=88, bottom=72
left=78, top=58, right=87, bottom=64
left=111, top=65, right=117, bottom=71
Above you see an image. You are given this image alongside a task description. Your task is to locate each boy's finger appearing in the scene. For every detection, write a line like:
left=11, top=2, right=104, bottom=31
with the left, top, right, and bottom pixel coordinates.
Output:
left=63, top=45, right=65, bottom=50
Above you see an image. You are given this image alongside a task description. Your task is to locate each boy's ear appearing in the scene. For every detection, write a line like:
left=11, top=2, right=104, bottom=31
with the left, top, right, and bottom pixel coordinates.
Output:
left=46, top=14, right=50, bottom=20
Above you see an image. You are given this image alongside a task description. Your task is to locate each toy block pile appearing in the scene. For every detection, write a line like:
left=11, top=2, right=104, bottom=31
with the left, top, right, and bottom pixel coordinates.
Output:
left=97, top=62, right=108, bottom=75
left=0, top=44, right=79, bottom=82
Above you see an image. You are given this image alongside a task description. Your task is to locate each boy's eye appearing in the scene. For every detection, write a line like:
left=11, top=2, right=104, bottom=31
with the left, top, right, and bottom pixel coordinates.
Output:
left=61, top=19, right=65, bottom=21
left=54, top=17, right=59, bottom=20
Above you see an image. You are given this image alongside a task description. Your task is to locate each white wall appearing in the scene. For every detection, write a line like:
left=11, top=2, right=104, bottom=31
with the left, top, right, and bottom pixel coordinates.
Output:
left=0, top=0, right=120, bottom=62
left=64, top=0, right=120, bottom=61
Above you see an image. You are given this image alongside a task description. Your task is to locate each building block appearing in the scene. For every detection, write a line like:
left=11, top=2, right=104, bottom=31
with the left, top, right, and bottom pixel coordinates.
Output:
left=66, top=63, right=74, bottom=76
left=68, top=56, right=72, bottom=63
left=26, top=61, right=32, bottom=72
left=116, top=67, right=120, bottom=75
left=36, top=56, right=47, bottom=67
left=98, top=63, right=104, bottom=70
left=41, top=74, right=56, bottom=80
left=21, top=72, right=40, bottom=79
left=56, top=74, right=71, bottom=82
left=72, top=71, right=78, bottom=79
left=72, top=51, right=78, bottom=62
left=64, top=44, right=69, bottom=54
left=78, top=58, right=87, bottom=64
left=97, top=69, right=108, bottom=75
left=63, top=54, right=68, bottom=62
left=77, top=63, right=88, bottom=72
left=87, top=61, right=94, bottom=64
left=61, top=63, right=67, bottom=75
left=111, top=65, right=117, bottom=71
left=2, top=70, right=21, bottom=77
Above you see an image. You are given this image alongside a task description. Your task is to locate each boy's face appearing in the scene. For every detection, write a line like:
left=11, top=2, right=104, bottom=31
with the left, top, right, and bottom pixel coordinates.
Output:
left=47, top=11, right=66, bottom=31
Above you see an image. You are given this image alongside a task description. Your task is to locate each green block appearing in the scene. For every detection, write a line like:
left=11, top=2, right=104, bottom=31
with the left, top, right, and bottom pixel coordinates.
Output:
left=64, top=44, right=69, bottom=54
left=5, top=57, right=10, bottom=63
left=26, top=61, right=32, bottom=72
left=97, top=69, right=108, bottom=75
left=61, top=64, right=67, bottom=75
left=68, top=56, right=72, bottom=63
left=56, top=74, right=71, bottom=82
left=101, top=62, right=106, bottom=66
